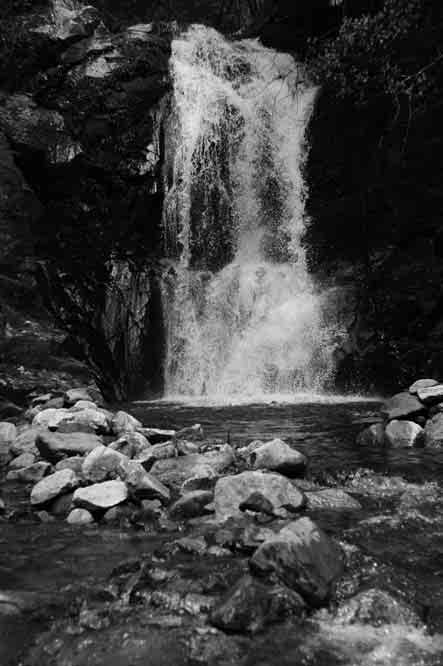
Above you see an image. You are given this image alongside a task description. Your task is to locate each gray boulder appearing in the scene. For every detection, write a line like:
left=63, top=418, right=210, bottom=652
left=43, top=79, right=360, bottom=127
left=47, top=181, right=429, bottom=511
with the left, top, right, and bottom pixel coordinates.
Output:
left=424, top=413, right=443, bottom=447
left=151, top=446, right=234, bottom=490
left=409, top=379, right=438, bottom=395
left=73, top=480, right=128, bottom=512
left=0, top=422, right=17, bottom=458
left=417, top=384, right=443, bottom=405
left=356, top=423, right=385, bottom=447
left=138, top=427, right=176, bottom=444
left=169, top=491, right=214, bottom=519
left=385, top=420, right=424, bottom=448
left=381, top=393, right=425, bottom=421
left=111, top=410, right=142, bottom=435
left=55, top=456, right=84, bottom=475
left=214, top=471, right=305, bottom=520
left=8, top=452, right=36, bottom=470
left=31, top=469, right=79, bottom=506
left=210, top=574, right=305, bottom=634
left=36, top=431, right=103, bottom=462
left=117, top=459, right=170, bottom=503
left=7, top=462, right=52, bottom=483
left=250, top=517, right=344, bottom=606
left=33, top=407, right=110, bottom=433
left=67, top=508, right=95, bottom=525
left=250, top=439, right=307, bottom=477
left=108, top=431, right=151, bottom=458
left=82, top=445, right=127, bottom=482
left=175, top=424, right=204, bottom=441
left=64, top=387, right=104, bottom=407
left=10, top=427, right=41, bottom=457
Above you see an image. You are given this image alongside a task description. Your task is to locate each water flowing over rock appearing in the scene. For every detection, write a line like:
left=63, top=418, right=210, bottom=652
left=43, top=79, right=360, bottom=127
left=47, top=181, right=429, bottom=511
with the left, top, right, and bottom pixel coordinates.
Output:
left=160, top=25, right=340, bottom=400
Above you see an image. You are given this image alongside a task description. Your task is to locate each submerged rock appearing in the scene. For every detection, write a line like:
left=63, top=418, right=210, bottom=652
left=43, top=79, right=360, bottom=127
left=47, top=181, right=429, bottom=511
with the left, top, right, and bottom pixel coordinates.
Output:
left=381, top=393, right=425, bottom=421
left=211, top=574, right=305, bottom=634
left=36, top=431, right=103, bottom=461
left=73, top=480, right=128, bottom=512
left=250, top=516, right=344, bottom=606
left=214, top=471, right=305, bottom=520
left=385, top=420, right=424, bottom=448
left=31, top=469, right=79, bottom=506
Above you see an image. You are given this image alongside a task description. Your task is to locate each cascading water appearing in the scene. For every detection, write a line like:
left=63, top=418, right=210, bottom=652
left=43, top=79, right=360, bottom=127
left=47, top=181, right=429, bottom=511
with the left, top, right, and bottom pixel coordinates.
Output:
left=161, top=25, right=338, bottom=400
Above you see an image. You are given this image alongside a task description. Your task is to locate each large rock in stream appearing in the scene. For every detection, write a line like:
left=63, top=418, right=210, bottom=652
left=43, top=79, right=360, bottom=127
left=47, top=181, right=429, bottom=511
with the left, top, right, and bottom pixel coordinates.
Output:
left=250, top=517, right=344, bottom=606
left=214, top=471, right=305, bottom=520
left=385, top=420, right=424, bottom=448
left=73, top=480, right=128, bottom=512
left=381, top=393, right=425, bottom=421
left=36, top=431, right=103, bottom=461
left=151, top=446, right=235, bottom=490
left=249, top=439, right=307, bottom=477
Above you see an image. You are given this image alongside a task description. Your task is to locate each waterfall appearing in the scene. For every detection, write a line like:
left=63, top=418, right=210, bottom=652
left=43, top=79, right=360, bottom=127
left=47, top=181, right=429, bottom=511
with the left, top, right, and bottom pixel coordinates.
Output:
left=161, top=25, right=337, bottom=400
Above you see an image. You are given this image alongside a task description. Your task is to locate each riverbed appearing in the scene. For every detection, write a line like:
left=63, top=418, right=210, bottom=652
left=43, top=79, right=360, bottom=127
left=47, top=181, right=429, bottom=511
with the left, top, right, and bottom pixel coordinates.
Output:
left=2, top=399, right=443, bottom=665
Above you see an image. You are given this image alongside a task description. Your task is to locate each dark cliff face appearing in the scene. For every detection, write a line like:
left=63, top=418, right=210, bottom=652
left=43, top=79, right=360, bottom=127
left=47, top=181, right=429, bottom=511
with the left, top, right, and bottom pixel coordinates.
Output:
left=0, top=0, right=172, bottom=400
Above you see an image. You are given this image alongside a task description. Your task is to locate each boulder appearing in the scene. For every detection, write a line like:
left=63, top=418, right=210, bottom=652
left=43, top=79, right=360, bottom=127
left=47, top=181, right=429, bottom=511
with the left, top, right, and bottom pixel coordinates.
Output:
left=73, top=480, right=128, bottom=512
left=249, top=439, right=307, bottom=477
left=214, top=471, right=305, bottom=520
left=356, top=423, right=385, bottom=447
left=238, top=440, right=265, bottom=458
left=82, top=445, right=127, bottom=482
left=111, top=410, right=142, bottom=435
left=336, top=588, right=421, bottom=627
left=31, top=393, right=53, bottom=406
left=10, top=428, right=41, bottom=457
left=151, top=446, right=235, bottom=490
left=424, top=413, right=443, bottom=447
left=250, top=517, right=344, bottom=606
left=135, top=441, right=176, bottom=469
left=169, top=491, right=214, bottom=519
left=210, top=574, right=305, bottom=634
left=381, top=393, right=425, bottom=421
left=108, top=431, right=151, bottom=458
left=8, top=452, right=36, bottom=470
left=176, top=440, right=200, bottom=456
left=117, top=459, right=170, bottom=503
left=36, top=431, right=103, bottom=462
left=69, top=400, right=98, bottom=411
left=67, top=508, right=95, bottom=526
left=305, top=489, right=362, bottom=512
left=55, top=456, right=84, bottom=475
left=64, top=387, right=104, bottom=407
left=33, top=407, right=110, bottom=433
left=138, top=427, right=176, bottom=444
left=417, top=384, right=443, bottom=405
left=409, top=379, right=438, bottom=395
left=385, top=420, right=424, bottom=448
left=7, top=462, right=52, bottom=483
left=31, top=469, right=79, bottom=506
left=0, top=422, right=17, bottom=457
left=175, top=424, right=204, bottom=441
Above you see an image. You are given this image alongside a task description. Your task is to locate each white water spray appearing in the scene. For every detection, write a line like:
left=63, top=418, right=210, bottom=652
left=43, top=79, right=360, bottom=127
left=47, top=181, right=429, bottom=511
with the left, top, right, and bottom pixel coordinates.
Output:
left=161, top=25, right=338, bottom=400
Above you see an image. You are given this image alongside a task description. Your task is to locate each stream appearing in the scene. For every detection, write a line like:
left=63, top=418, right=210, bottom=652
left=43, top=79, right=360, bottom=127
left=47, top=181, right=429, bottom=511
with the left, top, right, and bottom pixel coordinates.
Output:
left=2, top=398, right=443, bottom=665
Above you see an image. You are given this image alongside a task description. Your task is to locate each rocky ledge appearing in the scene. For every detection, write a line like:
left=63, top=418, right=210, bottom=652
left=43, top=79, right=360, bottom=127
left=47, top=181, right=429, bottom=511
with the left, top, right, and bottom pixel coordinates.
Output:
left=357, top=378, right=443, bottom=448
